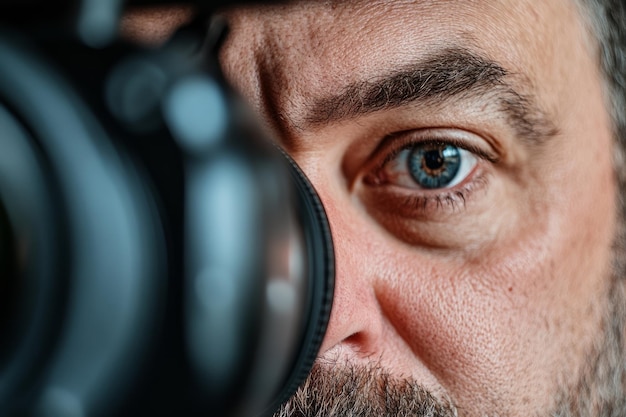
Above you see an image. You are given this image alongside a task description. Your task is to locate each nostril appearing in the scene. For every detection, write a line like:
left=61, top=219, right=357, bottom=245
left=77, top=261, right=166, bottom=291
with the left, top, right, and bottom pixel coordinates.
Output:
left=343, top=332, right=379, bottom=358
left=317, top=283, right=387, bottom=359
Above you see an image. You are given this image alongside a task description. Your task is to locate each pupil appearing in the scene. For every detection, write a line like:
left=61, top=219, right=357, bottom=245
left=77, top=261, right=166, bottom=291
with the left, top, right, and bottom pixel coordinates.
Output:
left=423, top=150, right=444, bottom=171
left=407, top=144, right=462, bottom=189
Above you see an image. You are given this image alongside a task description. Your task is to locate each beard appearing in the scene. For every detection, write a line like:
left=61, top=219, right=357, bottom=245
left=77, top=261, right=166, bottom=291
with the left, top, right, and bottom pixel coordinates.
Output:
left=272, top=252, right=626, bottom=417
left=551, top=206, right=626, bottom=417
left=551, top=270, right=626, bottom=416
left=271, top=362, right=458, bottom=417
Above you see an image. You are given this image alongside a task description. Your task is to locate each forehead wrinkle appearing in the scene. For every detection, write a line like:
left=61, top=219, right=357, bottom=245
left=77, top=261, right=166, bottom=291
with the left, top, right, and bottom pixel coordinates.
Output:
left=222, top=9, right=323, bottom=146
left=219, top=1, right=443, bottom=141
left=253, top=45, right=300, bottom=144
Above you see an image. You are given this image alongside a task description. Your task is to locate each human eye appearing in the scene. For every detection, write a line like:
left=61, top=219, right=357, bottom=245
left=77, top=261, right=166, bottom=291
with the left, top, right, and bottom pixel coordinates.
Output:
left=362, top=129, right=498, bottom=215
left=380, top=142, right=477, bottom=189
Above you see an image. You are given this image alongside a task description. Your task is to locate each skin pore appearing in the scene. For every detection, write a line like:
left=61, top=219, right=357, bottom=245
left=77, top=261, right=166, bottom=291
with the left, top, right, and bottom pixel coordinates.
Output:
left=121, top=1, right=625, bottom=416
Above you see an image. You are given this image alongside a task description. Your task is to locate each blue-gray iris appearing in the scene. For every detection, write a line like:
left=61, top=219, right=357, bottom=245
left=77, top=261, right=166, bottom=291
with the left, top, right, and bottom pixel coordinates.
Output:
left=407, top=144, right=461, bottom=189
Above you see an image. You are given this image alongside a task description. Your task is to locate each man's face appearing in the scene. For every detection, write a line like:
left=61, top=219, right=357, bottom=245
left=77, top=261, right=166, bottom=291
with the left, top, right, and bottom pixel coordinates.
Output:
left=213, top=1, right=620, bottom=415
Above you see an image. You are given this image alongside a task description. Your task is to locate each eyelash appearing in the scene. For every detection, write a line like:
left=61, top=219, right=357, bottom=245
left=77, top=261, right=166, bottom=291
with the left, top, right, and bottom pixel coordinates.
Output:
left=364, top=133, right=497, bottom=214
left=399, top=171, right=489, bottom=213
left=375, top=136, right=498, bottom=170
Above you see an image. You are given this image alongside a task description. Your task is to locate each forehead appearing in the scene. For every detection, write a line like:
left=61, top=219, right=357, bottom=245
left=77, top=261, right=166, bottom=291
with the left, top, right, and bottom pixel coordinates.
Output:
left=218, top=0, right=592, bottom=130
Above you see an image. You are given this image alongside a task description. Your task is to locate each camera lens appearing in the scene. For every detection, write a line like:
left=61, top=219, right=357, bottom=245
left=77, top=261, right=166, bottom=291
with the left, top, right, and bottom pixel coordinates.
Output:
left=0, top=18, right=336, bottom=417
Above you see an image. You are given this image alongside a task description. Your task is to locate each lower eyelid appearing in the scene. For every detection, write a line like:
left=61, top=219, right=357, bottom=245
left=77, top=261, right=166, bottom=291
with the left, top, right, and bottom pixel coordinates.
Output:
left=359, top=167, right=491, bottom=219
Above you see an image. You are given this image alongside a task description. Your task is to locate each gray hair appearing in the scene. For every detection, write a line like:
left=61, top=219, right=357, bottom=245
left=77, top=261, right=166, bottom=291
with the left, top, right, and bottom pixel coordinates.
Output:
left=577, top=0, right=626, bottom=241
left=555, top=3, right=626, bottom=416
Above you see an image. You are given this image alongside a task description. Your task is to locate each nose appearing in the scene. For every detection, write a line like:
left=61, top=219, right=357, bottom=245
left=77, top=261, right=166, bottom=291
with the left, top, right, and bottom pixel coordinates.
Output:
left=309, top=177, right=388, bottom=361
left=318, top=222, right=383, bottom=359
left=306, top=178, right=443, bottom=387
left=297, top=157, right=443, bottom=384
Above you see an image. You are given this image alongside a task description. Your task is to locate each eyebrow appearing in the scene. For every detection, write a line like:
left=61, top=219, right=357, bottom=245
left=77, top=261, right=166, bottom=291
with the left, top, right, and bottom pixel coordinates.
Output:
left=302, top=47, right=558, bottom=143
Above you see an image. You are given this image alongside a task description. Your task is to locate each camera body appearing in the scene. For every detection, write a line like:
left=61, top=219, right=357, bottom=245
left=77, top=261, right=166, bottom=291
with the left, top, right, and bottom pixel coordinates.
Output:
left=0, top=3, right=334, bottom=416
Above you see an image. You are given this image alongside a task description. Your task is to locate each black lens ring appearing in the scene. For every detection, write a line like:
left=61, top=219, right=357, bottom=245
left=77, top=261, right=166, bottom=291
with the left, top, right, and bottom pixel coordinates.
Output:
left=0, top=100, right=68, bottom=414
left=0, top=188, right=16, bottom=341
left=0, top=198, right=13, bottom=309
left=263, top=152, right=335, bottom=416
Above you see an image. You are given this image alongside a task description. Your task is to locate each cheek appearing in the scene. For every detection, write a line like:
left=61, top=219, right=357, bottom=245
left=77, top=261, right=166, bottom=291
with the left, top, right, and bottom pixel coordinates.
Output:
left=372, top=143, right=616, bottom=412
left=372, top=240, right=554, bottom=409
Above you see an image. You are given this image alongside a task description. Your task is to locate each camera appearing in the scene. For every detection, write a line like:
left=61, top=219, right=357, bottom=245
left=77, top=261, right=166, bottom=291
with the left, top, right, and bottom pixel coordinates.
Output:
left=0, top=1, right=334, bottom=416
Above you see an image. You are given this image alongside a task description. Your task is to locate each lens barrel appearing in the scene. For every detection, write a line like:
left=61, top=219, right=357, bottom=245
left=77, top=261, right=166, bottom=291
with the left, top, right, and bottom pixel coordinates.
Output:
left=0, top=15, right=334, bottom=417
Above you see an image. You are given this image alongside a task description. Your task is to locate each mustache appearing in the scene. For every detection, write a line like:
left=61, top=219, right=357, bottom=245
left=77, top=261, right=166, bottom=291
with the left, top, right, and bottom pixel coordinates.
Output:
left=272, top=362, right=458, bottom=417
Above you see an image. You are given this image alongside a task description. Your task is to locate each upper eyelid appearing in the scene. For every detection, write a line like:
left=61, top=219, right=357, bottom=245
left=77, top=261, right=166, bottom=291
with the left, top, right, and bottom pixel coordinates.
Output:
left=371, top=131, right=500, bottom=176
